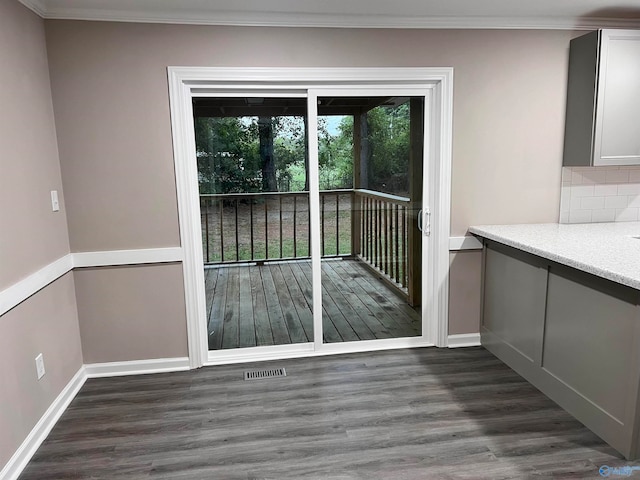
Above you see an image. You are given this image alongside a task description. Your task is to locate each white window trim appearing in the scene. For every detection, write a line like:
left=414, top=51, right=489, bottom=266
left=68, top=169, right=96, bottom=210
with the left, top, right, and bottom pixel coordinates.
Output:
left=167, top=67, right=453, bottom=368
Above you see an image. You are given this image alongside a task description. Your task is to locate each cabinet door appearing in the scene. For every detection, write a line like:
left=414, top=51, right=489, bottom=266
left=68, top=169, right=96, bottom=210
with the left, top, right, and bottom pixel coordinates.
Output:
left=594, top=30, right=640, bottom=165
left=482, top=244, right=547, bottom=364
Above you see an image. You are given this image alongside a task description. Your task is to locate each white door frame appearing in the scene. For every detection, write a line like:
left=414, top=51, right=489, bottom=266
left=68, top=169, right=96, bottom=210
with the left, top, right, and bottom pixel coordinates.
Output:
left=167, top=67, right=453, bottom=368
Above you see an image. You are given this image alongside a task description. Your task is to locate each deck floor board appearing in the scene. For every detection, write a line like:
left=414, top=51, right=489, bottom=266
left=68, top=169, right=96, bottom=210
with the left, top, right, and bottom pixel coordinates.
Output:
left=271, top=264, right=308, bottom=344
left=238, top=267, right=256, bottom=348
left=221, top=267, right=240, bottom=349
left=207, top=267, right=227, bottom=350
left=250, top=266, right=273, bottom=347
left=323, top=261, right=393, bottom=339
left=204, top=268, right=218, bottom=320
left=332, top=260, right=418, bottom=337
left=279, top=262, right=314, bottom=340
left=207, top=259, right=419, bottom=349
left=259, top=265, right=291, bottom=345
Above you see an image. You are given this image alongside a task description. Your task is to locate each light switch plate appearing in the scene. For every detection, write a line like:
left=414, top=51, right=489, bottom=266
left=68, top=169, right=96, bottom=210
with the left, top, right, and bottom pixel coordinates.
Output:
left=35, top=353, right=45, bottom=380
left=51, top=190, right=59, bottom=212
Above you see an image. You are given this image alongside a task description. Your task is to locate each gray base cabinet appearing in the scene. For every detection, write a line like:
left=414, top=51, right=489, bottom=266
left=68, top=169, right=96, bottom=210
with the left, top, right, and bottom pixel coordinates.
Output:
left=481, top=240, right=640, bottom=459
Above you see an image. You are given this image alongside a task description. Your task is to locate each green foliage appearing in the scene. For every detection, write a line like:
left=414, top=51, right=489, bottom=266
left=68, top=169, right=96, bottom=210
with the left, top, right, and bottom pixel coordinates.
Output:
left=273, top=117, right=306, bottom=191
left=195, top=117, right=261, bottom=194
left=367, top=103, right=410, bottom=196
left=318, top=116, right=353, bottom=190
left=288, top=103, right=412, bottom=195
left=194, top=99, right=413, bottom=196
left=195, top=116, right=307, bottom=194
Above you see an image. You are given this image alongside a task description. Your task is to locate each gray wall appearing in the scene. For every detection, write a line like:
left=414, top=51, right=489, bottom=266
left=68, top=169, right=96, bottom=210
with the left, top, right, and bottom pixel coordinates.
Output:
left=45, top=22, right=573, bottom=343
left=0, top=14, right=574, bottom=464
left=46, top=23, right=570, bottom=245
left=74, top=264, right=188, bottom=363
left=449, top=251, right=483, bottom=335
left=0, top=274, right=82, bottom=468
left=0, top=1, right=82, bottom=468
left=0, top=3, right=70, bottom=289
left=1, top=10, right=578, bottom=469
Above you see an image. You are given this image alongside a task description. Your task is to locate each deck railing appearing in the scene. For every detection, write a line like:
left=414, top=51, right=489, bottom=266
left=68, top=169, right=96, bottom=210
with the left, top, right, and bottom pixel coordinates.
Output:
left=354, top=189, right=410, bottom=290
left=200, top=188, right=410, bottom=291
left=200, top=190, right=352, bottom=264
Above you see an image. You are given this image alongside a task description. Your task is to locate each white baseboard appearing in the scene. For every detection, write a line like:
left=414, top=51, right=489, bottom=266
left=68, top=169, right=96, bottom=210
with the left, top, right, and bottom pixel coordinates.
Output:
left=0, top=357, right=190, bottom=480
left=0, top=367, right=87, bottom=480
left=84, top=357, right=191, bottom=378
left=447, top=333, right=481, bottom=348
left=1, top=336, right=482, bottom=480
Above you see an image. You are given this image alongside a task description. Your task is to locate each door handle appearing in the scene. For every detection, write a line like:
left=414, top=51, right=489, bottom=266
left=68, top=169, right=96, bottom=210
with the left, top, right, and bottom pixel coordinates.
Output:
left=425, top=207, right=431, bottom=236
left=417, top=207, right=431, bottom=236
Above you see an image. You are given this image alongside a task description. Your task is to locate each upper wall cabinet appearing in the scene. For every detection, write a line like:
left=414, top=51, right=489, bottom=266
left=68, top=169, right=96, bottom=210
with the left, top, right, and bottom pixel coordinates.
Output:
left=563, top=29, right=640, bottom=166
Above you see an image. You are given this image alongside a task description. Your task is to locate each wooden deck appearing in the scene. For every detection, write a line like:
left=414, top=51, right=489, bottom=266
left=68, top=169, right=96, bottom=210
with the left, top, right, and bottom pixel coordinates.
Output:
left=205, top=259, right=420, bottom=350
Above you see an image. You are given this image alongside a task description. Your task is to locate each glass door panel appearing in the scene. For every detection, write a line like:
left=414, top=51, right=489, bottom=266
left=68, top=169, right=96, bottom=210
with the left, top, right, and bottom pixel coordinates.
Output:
left=316, top=95, right=424, bottom=344
left=193, top=96, right=313, bottom=351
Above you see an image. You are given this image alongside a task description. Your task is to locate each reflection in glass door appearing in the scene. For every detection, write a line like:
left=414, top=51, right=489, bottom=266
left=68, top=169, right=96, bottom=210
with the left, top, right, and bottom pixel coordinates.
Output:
left=193, top=97, right=314, bottom=351
left=316, top=95, right=424, bottom=344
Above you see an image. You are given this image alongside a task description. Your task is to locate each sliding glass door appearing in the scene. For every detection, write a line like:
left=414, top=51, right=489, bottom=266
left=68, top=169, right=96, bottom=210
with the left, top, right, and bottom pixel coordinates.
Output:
left=309, top=89, right=428, bottom=349
left=196, top=87, right=431, bottom=359
left=194, top=96, right=314, bottom=351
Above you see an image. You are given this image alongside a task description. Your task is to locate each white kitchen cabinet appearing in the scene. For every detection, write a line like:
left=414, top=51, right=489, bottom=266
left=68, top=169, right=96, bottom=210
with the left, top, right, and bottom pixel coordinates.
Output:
left=563, top=29, right=640, bottom=166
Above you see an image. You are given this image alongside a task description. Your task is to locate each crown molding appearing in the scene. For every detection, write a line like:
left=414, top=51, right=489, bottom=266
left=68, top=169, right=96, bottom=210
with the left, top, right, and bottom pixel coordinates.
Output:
left=15, top=2, right=640, bottom=30
left=17, top=0, right=46, bottom=17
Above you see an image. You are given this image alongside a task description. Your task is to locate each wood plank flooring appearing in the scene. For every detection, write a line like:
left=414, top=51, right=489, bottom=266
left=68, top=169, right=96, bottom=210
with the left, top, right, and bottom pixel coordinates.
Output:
left=19, top=347, right=631, bottom=479
left=206, top=259, right=420, bottom=350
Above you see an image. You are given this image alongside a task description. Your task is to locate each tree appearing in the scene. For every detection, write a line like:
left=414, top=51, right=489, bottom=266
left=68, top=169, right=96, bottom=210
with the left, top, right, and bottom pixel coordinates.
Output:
left=258, top=117, right=277, bottom=192
left=274, top=116, right=306, bottom=191
left=194, top=116, right=306, bottom=194
left=194, top=117, right=261, bottom=194
left=318, top=116, right=353, bottom=190
left=366, top=103, right=410, bottom=196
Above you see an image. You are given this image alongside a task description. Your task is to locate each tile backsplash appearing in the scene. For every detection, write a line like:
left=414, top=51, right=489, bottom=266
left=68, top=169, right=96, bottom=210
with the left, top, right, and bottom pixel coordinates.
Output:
left=560, top=166, right=640, bottom=224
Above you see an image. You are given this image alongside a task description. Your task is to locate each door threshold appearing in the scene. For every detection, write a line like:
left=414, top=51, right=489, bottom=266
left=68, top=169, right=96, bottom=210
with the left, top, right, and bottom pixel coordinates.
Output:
left=205, top=338, right=435, bottom=366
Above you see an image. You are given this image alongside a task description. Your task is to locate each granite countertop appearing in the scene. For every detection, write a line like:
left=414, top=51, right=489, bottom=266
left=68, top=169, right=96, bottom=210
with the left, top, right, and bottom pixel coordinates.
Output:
left=469, top=222, right=640, bottom=290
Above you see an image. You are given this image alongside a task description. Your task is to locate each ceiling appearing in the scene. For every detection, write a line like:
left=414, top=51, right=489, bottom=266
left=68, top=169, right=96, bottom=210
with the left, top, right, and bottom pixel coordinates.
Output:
left=18, top=0, right=640, bottom=30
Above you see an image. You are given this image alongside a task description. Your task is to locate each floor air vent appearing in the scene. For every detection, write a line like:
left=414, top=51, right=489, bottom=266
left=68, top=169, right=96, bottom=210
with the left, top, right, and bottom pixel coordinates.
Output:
left=244, top=367, right=287, bottom=381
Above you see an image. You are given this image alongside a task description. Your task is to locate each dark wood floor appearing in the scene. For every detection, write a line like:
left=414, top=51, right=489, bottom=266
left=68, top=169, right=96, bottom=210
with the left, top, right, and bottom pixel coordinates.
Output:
left=206, top=259, right=420, bottom=350
left=19, top=347, right=631, bottom=479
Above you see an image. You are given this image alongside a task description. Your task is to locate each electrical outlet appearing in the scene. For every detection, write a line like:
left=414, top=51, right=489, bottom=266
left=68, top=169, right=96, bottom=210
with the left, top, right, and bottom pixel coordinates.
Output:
left=51, top=190, right=59, bottom=212
left=35, top=353, right=45, bottom=380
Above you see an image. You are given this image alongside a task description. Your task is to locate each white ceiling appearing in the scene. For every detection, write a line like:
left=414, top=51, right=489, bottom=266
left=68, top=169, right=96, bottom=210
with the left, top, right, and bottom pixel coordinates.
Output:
left=18, top=0, right=640, bottom=30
